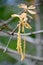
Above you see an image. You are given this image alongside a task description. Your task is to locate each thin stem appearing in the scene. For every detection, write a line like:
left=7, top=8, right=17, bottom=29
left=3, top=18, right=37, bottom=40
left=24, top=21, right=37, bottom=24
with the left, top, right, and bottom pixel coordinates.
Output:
left=3, top=35, right=12, bottom=53
left=11, top=25, right=18, bottom=35
left=0, top=45, right=43, bottom=61
left=11, top=22, right=21, bottom=35
left=13, top=30, right=43, bottom=36
left=3, top=23, right=19, bottom=53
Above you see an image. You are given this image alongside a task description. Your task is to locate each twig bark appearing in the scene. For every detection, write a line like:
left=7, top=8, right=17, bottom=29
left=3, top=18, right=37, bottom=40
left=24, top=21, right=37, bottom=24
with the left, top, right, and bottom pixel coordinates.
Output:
left=0, top=45, right=43, bottom=61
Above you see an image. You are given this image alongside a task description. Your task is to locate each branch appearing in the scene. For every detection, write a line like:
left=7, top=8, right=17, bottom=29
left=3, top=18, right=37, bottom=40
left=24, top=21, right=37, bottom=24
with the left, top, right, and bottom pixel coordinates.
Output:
left=0, top=10, right=24, bottom=26
left=0, top=31, right=43, bottom=44
left=13, top=30, right=43, bottom=35
left=0, top=45, right=43, bottom=61
left=0, top=18, right=13, bottom=26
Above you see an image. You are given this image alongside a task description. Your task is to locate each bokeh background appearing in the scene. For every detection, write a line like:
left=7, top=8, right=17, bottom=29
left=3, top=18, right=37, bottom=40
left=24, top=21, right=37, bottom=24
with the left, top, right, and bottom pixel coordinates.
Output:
left=0, top=0, right=43, bottom=65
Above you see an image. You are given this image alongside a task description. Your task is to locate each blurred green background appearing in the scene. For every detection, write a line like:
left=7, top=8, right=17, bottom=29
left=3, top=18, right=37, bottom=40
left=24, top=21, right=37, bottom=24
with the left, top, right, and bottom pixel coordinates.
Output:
left=0, top=0, right=43, bottom=65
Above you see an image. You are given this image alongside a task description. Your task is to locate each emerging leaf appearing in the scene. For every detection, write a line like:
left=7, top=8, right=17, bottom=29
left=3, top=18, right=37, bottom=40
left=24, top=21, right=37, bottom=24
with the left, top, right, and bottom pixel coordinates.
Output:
left=18, top=4, right=27, bottom=9
left=28, top=10, right=36, bottom=14
left=28, top=5, right=36, bottom=9
left=11, top=14, right=19, bottom=18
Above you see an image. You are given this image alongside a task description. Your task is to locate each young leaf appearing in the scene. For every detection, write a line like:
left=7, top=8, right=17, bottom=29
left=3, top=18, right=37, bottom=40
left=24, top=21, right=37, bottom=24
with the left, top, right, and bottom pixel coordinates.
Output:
left=28, top=10, right=36, bottom=14
left=11, top=14, right=19, bottom=18
left=28, top=5, right=36, bottom=9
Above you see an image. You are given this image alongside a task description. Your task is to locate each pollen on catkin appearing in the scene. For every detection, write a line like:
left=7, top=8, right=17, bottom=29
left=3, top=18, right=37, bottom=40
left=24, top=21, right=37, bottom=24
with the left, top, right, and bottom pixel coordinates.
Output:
left=11, top=4, right=36, bottom=60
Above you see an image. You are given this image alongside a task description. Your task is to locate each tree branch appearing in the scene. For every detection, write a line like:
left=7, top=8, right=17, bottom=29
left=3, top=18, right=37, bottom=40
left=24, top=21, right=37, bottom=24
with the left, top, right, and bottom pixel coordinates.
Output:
left=13, top=30, right=43, bottom=35
left=0, top=31, right=43, bottom=45
left=0, top=45, right=43, bottom=61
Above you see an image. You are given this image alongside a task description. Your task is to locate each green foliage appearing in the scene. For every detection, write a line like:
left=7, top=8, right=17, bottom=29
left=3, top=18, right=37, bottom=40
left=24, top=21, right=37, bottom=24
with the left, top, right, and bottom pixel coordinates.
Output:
left=0, top=50, right=17, bottom=63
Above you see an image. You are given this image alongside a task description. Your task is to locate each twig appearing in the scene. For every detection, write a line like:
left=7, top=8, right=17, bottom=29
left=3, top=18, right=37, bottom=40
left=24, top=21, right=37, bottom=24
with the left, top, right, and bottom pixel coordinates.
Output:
left=9, top=30, right=43, bottom=35
left=0, top=30, right=43, bottom=45
left=0, top=9, right=24, bottom=27
left=0, top=45, right=43, bottom=61
left=1, top=29, right=42, bottom=36
left=0, top=18, right=13, bottom=26
left=3, top=35, right=12, bottom=53
left=3, top=23, right=19, bottom=52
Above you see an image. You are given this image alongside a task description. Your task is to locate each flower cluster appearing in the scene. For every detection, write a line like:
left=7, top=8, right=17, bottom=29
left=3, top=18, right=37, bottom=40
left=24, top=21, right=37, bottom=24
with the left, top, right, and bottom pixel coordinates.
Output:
left=11, top=3, right=36, bottom=61
left=18, top=4, right=36, bottom=19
